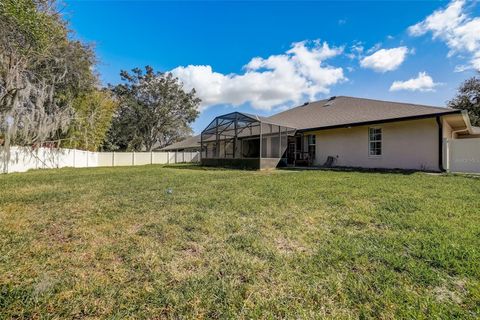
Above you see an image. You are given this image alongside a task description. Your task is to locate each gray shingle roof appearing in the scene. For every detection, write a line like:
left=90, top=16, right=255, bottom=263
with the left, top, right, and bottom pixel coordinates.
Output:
left=161, top=96, right=462, bottom=150
left=266, top=96, right=460, bottom=130
left=235, top=112, right=294, bottom=127
left=160, top=135, right=200, bottom=151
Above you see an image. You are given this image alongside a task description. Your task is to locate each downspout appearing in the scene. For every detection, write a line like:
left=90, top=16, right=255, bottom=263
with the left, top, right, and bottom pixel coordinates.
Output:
left=436, top=116, right=445, bottom=172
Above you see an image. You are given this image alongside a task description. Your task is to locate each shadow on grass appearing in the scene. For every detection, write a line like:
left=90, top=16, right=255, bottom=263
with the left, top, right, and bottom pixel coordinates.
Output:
left=162, top=163, right=264, bottom=172
left=162, top=164, right=232, bottom=171
left=162, top=163, right=449, bottom=176
left=279, top=166, right=436, bottom=175
left=447, top=172, right=480, bottom=180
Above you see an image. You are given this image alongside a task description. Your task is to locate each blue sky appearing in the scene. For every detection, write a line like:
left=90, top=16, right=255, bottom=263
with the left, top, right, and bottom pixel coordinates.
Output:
left=64, top=1, right=480, bottom=133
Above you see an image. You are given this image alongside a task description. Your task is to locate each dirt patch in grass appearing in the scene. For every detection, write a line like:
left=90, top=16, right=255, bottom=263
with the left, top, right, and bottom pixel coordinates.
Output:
left=274, top=235, right=308, bottom=255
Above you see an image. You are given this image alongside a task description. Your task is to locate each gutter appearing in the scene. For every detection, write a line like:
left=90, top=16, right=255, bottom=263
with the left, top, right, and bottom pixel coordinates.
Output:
left=297, top=110, right=462, bottom=133
left=451, top=128, right=469, bottom=138
left=460, top=110, right=475, bottom=134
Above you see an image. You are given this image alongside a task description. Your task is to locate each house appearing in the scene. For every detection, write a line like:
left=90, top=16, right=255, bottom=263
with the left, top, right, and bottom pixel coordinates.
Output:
left=162, top=96, right=480, bottom=171
left=160, top=135, right=201, bottom=153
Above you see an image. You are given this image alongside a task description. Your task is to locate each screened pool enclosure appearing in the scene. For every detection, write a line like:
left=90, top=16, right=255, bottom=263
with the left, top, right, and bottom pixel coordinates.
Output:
left=200, top=112, right=296, bottom=169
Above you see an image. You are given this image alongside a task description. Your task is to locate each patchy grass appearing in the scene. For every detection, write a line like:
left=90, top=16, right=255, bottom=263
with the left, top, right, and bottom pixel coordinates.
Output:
left=1, top=165, right=479, bottom=319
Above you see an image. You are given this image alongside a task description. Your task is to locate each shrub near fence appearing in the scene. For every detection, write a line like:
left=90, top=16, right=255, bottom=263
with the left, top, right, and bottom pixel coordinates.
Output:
left=1, top=147, right=199, bottom=174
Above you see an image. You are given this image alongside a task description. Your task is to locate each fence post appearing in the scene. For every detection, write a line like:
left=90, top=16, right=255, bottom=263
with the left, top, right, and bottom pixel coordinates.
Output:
left=132, top=151, right=135, bottom=166
left=150, top=151, right=153, bottom=164
left=112, top=152, right=115, bottom=167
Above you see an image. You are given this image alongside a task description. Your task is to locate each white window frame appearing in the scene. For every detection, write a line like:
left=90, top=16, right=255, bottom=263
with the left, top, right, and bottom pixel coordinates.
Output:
left=368, top=127, right=382, bottom=157
left=307, top=134, right=316, bottom=161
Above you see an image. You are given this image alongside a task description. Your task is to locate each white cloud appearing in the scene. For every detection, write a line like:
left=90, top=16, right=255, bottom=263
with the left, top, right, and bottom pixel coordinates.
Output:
left=346, top=43, right=364, bottom=60
left=389, top=72, right=441, bottom=92
left=408, top=0, right=480, bottom=70
left=408, top=0, right=466, bottom=37
left=360, top=47, right=409, bottom=72
left=170, top=40, right=345, bottom=111
left=472, top=52, right=480, bottom=70
left=454, top=64, right=469, bottom=73
left=366, top=43, right=382, bottom=54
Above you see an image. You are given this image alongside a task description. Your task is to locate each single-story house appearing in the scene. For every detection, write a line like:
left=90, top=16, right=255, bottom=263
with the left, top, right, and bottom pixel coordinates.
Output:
left=162, top=96, right=480, bottom=171
left=159, top=135, right=201, bottom=153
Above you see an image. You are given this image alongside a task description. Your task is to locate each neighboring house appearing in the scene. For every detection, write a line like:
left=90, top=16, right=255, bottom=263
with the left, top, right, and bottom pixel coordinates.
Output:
left=160, top=135, right=201, bottom=152
left=162, top=96, right=480, bottom=171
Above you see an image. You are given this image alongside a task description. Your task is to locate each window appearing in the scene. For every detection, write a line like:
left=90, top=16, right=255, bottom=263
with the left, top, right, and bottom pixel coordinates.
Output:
left=368, top=128, right=382, bottom=156
left=307, top=134, right=316, bottom=160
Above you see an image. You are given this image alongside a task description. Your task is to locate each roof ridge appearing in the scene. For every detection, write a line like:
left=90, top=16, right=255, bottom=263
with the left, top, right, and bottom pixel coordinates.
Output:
left=267, top=96, right=452, bottom=121
left=332, top=95, right=450, bottom=110
left=266, top=98, right=330, bottom=119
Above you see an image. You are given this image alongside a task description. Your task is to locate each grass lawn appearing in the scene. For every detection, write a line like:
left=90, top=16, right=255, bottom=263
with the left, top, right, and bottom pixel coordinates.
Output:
left=1, top=165, right=480, bottom=319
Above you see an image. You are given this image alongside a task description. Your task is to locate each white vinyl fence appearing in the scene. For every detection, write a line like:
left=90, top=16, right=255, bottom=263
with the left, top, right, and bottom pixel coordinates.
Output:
left=1, top=147, right=199, bottom=174
left=444, top=138, right=480, bottom=174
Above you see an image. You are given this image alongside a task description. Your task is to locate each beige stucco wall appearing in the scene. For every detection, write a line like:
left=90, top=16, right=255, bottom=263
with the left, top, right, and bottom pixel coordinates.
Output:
left=446, top=138, right=480, bottom=173
left=443, top=119, right=453, bottom=139
left=305, top=118, right=440, bottom=171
